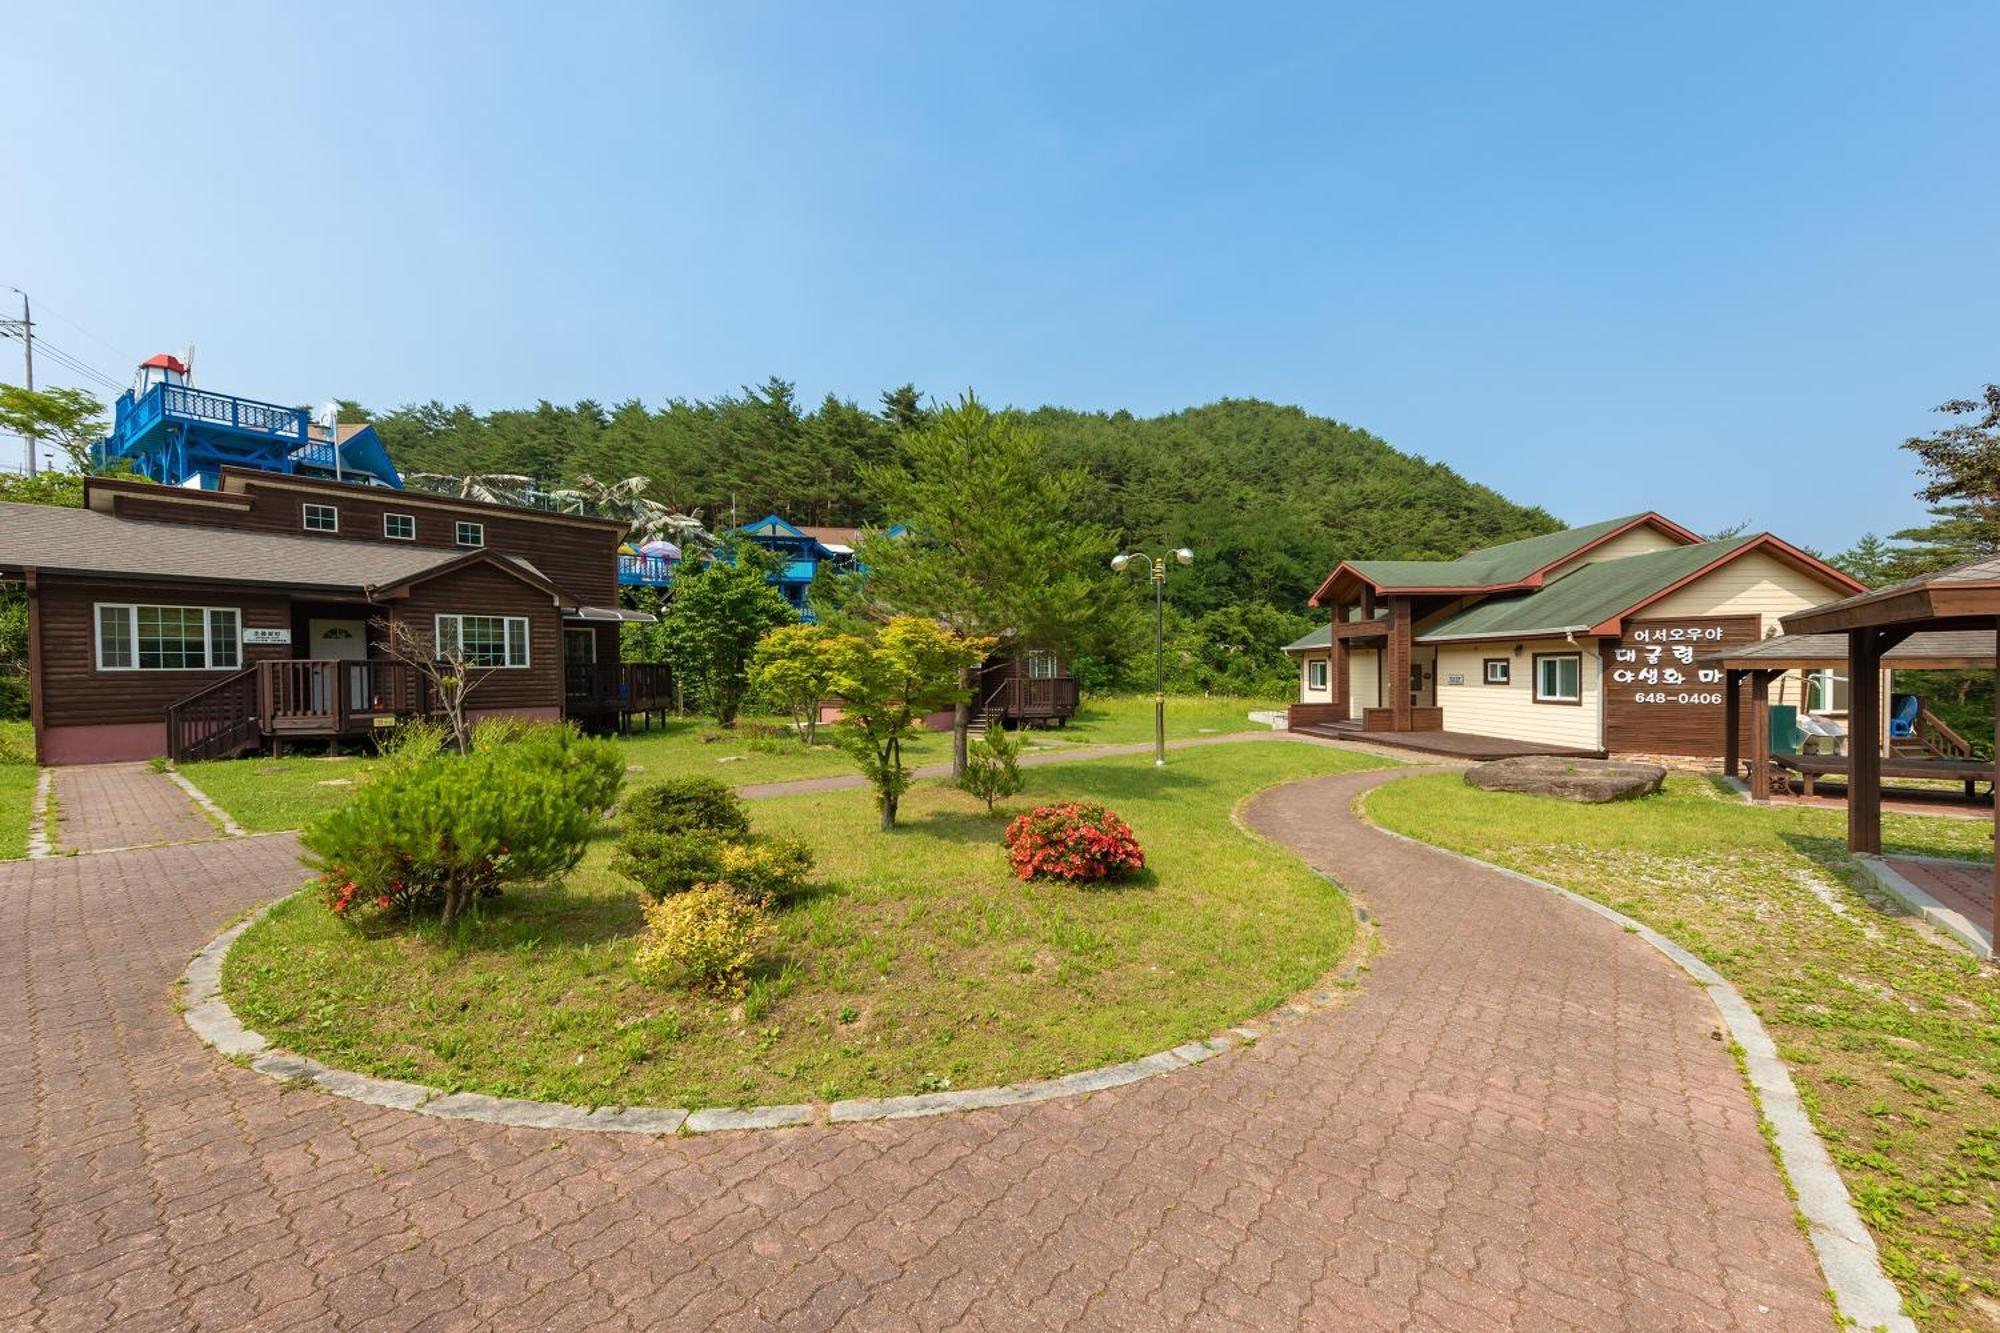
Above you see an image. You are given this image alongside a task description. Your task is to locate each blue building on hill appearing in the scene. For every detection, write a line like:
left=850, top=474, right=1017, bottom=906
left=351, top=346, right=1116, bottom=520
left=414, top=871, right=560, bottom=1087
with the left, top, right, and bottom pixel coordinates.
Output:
left=91, top=354, right=402, bottom=490
left=735, top=515, right=870, bottom=622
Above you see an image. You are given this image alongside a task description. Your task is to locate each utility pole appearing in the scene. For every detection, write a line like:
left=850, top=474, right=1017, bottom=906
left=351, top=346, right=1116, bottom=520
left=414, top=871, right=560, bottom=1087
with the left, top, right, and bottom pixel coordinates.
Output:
left=1, top=287, right=33, bottom=475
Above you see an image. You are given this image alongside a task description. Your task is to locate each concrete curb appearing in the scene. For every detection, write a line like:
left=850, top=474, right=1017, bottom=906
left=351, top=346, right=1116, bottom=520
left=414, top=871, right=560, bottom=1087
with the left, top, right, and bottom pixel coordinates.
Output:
left=1855, top=854, right=1993, bottom=959
left=165, top=767, right=249, bottom=839
left=1359, top=795, right=1914, bottom=1333
left=25, top=769, right=54, bottom=859
left=180, top=890, right=1370, bottom=1138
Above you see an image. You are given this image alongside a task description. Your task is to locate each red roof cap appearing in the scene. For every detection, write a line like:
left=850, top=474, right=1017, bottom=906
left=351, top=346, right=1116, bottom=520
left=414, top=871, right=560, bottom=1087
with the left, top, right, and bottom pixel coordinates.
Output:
left=139, top=354, right=189, bottom=373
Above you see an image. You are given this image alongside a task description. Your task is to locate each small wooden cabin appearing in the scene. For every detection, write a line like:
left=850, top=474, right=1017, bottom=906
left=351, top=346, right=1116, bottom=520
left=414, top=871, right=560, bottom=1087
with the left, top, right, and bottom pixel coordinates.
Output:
left=974, top=649, right=1080, bottom=728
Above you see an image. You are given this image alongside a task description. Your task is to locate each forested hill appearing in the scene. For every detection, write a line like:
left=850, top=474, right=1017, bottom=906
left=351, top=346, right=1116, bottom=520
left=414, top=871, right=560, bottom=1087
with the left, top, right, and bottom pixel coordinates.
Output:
left=363, top=383, right=1558, bottom=615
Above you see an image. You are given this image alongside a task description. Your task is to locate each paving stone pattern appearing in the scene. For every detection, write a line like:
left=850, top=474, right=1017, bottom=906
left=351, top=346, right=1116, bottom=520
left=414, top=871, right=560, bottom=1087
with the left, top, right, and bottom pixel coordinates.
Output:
left=50, top=763, right=220, bottom=853
left=2, top=768, right=1834, bottom=1330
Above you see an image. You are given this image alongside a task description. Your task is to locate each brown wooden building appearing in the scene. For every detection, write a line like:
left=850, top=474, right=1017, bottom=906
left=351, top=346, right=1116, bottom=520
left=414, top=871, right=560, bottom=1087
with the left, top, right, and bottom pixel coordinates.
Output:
left=1, top=469, right=665, bottom=763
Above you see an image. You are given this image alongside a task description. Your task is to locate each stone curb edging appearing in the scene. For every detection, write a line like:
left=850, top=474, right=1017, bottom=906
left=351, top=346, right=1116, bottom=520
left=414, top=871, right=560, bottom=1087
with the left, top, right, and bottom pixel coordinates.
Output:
left=165, top=767, right=249, bottom=839
left=180, top=895, right=1369, bottom=1138
left=1855, top=854, right=1994, bottom=960
left=25, top=769, right=54, bottom=859
left=1357, top=795, right=1914, bottom=1333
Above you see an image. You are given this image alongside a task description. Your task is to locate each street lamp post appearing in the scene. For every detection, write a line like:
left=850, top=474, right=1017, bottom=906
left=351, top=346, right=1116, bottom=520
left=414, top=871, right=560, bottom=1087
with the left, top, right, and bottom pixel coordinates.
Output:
left=1113, top=547, right=1194, bottom=765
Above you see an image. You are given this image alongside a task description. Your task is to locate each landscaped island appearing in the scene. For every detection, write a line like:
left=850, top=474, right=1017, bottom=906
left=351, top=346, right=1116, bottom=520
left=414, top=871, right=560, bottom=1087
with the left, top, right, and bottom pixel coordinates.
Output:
left=223, top=740, right=1381, bottom=1110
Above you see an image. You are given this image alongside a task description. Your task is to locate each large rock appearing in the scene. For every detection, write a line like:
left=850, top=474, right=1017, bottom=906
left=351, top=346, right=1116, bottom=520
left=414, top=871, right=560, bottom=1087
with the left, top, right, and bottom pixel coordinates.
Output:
left=1464, top=756, right=1666, bottom=804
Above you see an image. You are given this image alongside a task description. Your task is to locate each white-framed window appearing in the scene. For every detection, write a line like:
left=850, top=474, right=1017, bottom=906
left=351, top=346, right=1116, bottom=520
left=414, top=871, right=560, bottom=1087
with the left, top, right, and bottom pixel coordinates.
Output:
left=1533, top=652, right=1582, bottom=704
left=383, top=512, right=416, bottom=541
left=1307, top=658, right=1329, bottom=691
left=95, top=604, right=241, bottom=671
left=303, top=503, right=339, bottom=533
left=1483, top=658, right=1510, bottom=685
left=1806, top=669, right=1849, bottom=714
left=455, top=520, right=484, bottom=548
left=434, top=613, right=529, bottom=668
left=1026, top=650, right=1059, bottom=680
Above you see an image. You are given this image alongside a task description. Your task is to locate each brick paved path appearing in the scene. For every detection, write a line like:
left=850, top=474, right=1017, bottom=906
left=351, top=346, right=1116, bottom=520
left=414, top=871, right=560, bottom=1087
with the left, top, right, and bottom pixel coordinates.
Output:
left=2, top=767, right=1834, bottom=1330
left=49, top=762, right=219, bottom=853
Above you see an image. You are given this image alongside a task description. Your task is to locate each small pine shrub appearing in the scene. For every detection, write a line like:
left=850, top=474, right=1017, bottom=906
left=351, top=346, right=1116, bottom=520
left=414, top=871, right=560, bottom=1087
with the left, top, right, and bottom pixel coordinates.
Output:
left=1002, top=801, right=1144, bottom=883
left=632, top=882, right=775, bottom=992
left=958, top=725, right=1024, bottom=813
left=303, top=723, right=624, bottom=931
left=620, top=775, right=751, bottom=837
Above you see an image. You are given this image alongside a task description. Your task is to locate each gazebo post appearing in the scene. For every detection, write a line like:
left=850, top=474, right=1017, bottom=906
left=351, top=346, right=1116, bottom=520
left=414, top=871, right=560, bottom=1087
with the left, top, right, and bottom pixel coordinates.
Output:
left=1992, top=623, right=1998, bottom=947
left=1749, top=670, right=1772, bottom=803
left=1849, top=628, right=1882, bottom=855
left=1723, top=668, right=1742, bottom=783
left=1329, top=603, right=1349, bottom=720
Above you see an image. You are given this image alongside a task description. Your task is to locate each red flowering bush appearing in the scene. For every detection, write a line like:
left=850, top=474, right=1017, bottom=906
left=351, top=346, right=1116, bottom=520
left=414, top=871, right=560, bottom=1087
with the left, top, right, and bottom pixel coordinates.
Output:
left=1002, top=801, right=1145, bottom=882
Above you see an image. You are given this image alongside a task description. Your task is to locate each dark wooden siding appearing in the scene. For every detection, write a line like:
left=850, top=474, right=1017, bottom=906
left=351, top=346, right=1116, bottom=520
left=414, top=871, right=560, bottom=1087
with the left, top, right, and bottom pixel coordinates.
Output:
left=104, top=476, right=620, bottom=606
left=387, top=565, right=563, bottom=712
left=33, top=576, right=297, bottom=728
left=1600, top=614, right=1761, bottom=757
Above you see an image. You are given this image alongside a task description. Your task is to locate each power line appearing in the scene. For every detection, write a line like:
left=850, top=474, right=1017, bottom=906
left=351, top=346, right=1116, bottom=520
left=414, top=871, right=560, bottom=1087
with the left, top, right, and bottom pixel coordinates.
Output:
left=0, top=328, right=121, bottom=392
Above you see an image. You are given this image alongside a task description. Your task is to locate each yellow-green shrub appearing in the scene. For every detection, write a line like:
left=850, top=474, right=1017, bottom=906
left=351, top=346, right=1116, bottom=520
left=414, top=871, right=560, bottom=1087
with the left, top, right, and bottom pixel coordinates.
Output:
left=632, top=883, right=775, bottom=992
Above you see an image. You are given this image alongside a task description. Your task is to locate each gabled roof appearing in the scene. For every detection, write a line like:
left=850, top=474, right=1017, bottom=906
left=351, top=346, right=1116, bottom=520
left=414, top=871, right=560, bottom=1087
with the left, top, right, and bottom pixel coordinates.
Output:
left=1782, top=553, right=2000, bottom=635
left=0, top=500, right=562, bottom=604
left=1308, top=512, right=1701, bottom=605
left=1411, top=534, right=1861, bottom=641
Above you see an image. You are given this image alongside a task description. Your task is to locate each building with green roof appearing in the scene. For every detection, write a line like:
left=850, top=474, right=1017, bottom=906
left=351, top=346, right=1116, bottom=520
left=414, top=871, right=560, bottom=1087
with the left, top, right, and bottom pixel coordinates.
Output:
left=1283, top=513, right=1863, bottom=758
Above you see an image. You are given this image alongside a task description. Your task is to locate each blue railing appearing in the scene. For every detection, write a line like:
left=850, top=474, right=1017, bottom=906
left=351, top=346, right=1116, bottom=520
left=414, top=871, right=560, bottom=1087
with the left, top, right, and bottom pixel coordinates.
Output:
left=103, top=382, right=310, bottom=456
left=617, top=554, right=676, bottom=586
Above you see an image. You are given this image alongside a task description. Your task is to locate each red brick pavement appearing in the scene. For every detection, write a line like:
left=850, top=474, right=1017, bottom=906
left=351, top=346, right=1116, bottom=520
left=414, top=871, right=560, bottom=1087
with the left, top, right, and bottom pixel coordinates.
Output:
left=50, top=763, right=219, bottom=853
left=2, top=767, right=1834, bottom=1330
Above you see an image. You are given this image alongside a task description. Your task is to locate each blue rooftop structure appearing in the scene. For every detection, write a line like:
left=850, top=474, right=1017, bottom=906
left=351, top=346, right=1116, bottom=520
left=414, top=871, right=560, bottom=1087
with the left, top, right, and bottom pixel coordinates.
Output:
left=91, top=354, right=402, bottom=491
left=736, top=514, right=859, bottom=622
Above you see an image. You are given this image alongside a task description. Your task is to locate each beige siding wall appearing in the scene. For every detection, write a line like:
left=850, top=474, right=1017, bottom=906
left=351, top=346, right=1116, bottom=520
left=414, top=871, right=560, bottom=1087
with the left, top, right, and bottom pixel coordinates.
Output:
left=1544, top=524, right=1685, bottom=579
left=1297, top=651, right=1331, bottom=702
left=1348, top=648, right=1380, bottom=719
left=1641, top=550, right=1846, bottom=634
left=1434, top=639, right=1603, bottom=750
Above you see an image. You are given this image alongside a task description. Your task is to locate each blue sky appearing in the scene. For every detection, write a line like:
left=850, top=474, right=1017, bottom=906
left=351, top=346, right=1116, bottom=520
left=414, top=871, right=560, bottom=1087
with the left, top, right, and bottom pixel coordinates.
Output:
left=4, top=2, right=1995, bottom=553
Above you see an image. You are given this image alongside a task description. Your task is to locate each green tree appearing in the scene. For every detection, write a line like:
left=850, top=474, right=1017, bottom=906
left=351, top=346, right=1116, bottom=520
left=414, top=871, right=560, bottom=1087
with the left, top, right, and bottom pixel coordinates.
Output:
left=856, top=394, right=1118, bottom=776
left=749, top=623, right=838, bottom=743
left=0, top=386, right=108, bottom=474
left=0, top=469, right=86, bottom=507
left=1827, top=533, right=1897, bottom=586
left=958, top=722, right=1024, bottom=813
left=659, top=540, right=796, bottom=724
left=824, top=618, right=991, bottom=830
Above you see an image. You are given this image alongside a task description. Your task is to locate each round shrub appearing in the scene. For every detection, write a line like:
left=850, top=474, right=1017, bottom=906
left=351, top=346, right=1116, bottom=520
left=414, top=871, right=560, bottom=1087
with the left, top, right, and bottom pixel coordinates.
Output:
left=632, top=882, right=775, bottom=992
left=610, top=829, right=725, bottom=900
left=620, top=775, right=751, bottom=838
left=716, top=836, right=815, bottom=905
left=1003, top=801, right=1145, bottom=883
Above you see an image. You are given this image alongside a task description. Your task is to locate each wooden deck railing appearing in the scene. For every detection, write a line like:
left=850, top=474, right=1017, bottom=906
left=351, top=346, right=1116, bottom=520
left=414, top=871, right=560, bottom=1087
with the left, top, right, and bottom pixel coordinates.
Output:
left=979, top=675, right=1080, bottom=719
left=258, top=659, right=428, bottom=735
left=564, top=662, right=673, bottom=714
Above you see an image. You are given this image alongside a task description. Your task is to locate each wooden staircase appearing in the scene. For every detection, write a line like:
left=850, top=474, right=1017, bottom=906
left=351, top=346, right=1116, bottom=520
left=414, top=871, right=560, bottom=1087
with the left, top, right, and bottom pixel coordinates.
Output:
left=1891, top=707, right=1975, bottom=761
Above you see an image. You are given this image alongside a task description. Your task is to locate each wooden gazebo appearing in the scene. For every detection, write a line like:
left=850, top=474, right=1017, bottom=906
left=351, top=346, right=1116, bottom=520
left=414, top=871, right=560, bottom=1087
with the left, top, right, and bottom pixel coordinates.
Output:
left=1771, top=557, right=2000, bottom=949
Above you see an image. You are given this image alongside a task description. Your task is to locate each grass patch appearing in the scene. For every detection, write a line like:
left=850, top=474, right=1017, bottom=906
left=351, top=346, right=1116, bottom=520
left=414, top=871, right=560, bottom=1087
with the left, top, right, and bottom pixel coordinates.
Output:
left=1367, top=773, right=2000, bottom=1329
left=224, top=740, right=1380, bottom=1110
left=183, top=693, right=1286, bottom=833
left=0, top=719, right=34, bottom=860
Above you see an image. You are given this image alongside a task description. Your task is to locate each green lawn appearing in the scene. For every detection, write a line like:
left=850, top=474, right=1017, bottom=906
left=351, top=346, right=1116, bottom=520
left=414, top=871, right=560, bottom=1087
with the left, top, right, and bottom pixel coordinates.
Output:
left=0, top=719, right=35, bottom=861
left=224, top=739, right=1379, bottom=1111
left=1366, top=773, right=1999, bottom=1329
left=183, top=693, right=1285, bottom=833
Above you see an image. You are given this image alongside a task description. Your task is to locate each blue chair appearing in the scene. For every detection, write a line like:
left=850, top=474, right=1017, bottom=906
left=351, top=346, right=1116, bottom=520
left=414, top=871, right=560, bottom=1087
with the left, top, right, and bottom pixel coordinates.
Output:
left=1889, top=694, right=1920, bottom=740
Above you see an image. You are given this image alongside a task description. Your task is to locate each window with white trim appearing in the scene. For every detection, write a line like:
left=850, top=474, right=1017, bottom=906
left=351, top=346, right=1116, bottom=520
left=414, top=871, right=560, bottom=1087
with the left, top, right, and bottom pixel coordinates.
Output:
left=455, top=520, right=484, bottom=548
left=95, top=604, right=241, bottom=671
left=1026, top=650, right=1059, bottom=680
left=434, top=614, right=529, bottom=668
left=1307, top=658, right=1329, bottom=691
left=1483, top=658, right=1510, bottom=685
left=303, top=503, right=339, bottom=532
left=383, top=512, right=416, bottom=540
left=1533, top=653, right=1582, bottom=704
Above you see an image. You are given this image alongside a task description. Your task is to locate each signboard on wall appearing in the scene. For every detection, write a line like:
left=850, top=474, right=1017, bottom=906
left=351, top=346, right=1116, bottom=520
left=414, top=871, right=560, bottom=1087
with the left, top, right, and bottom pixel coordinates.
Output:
left=1601, top=615, right=1761, bottom=756
left=242, top=628, right=292, bottom=646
